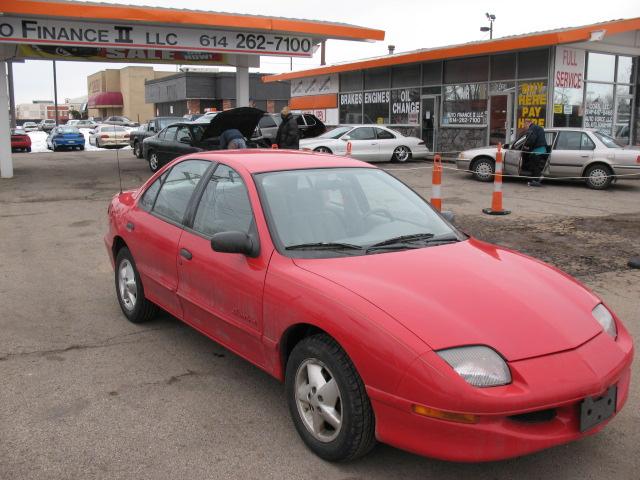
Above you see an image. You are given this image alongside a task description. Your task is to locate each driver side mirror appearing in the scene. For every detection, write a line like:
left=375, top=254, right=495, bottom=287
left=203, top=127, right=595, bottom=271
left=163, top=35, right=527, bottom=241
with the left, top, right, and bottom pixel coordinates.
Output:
left=441, top=210, right=455, bottom=223
left=341, top=135, right=351, bottom=141
left=211, top=231, right=259, bottom=257
left=502, top=143, right=510, bottom=150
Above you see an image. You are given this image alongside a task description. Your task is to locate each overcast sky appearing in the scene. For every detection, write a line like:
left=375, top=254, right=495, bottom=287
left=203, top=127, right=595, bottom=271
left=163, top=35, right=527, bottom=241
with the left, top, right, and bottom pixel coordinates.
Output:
left=10, top=0, right=640, bottom=104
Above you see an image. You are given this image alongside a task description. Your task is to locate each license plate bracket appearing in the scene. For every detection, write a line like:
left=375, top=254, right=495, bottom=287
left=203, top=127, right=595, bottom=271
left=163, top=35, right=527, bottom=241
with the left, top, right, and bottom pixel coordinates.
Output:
left=579, top=385, right=617, bottom=432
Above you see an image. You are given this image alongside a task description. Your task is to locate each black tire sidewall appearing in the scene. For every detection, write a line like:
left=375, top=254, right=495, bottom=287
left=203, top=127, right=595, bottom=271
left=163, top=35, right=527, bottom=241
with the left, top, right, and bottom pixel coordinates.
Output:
left=285, top=335, right=371, bottom=462
left=148, top=151, right=159, bottom=172
left=114, top=248, right=148, bottom=323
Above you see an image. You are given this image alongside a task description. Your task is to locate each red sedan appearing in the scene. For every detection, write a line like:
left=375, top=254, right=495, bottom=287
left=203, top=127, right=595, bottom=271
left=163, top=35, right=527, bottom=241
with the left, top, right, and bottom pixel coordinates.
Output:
left=104, top=150, right=633, bottom=462
left=11, top=127, right=32, bottom=152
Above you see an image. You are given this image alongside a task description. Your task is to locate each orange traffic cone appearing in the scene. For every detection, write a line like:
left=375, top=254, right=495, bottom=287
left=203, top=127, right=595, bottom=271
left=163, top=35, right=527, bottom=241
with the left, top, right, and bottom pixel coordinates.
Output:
left=431, top=154, right=442, bottom=211
left=483, top=143, right=511, bottom=215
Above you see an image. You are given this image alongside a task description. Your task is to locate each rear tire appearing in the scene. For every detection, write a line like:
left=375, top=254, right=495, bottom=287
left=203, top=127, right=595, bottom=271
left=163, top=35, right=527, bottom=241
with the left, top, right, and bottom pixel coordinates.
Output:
left=285, top=334, right=376, bottom=462
left=133, top=141, right=143, bottom=158
left=584, top=164, right=613, bottom=190
left=314, top=146, right=333, bottom=154
left=392, top=146, right=411, bottom=163
left=115, top=247, right=157, bottom=324
left=471, top=157, right=495, bottom=182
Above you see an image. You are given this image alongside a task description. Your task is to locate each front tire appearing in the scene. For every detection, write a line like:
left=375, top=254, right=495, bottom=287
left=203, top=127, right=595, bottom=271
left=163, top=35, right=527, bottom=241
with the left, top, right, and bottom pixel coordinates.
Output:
left=584, top=164, right=613, bottom=190
left=133, top=141, right=143, bottom=158
left=471, top=157, right=495, bottom=182
left=392, top=145, right=411, bottom=163
left=285, top=334, right=376, bottom=462
left=148, top=150, right=160, bottom=172
left=314, top=146, right=333, bottom=154
left=115, top=247, right=157, bottom=323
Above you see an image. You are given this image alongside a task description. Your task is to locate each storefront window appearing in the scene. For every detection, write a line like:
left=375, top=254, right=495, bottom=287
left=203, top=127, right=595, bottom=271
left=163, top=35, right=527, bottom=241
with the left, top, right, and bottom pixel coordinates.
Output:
left=584, top=83, right=614, bottom=133
left=442, top=84, right=488, bottom=126
left=364, top=68, right=390, bottom=90
left=489, top=82, right=515, bottom=94
left=444, top=57, right=489, bottom=84
left=516, top=80, right=547, bottom=133
left=392, top=65, right=420, bottom=88
left=340, top=71, right=363, bottom=92
left=339, top=92, right=363, bottom=124
left=553, top=87, right=583, bottom=127
left=491, top=54, right=516, bottom=80
left=390, top=88, right=420, bottom=125
left=517, top=49, right=549, bottom=79
left=616, top=56, right=634, bottom=84
left=363, top=90, right=390, bottom=124
left=422, top=61, right=442, bottom=85
left=614, top=95, right=632, bottom=144
left=587, top=53, right=615, bottom=83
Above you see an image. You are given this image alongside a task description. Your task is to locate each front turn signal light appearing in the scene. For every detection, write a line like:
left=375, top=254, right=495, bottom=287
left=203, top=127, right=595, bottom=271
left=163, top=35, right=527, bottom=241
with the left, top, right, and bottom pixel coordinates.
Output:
left=412, top=404, right=477, bottom=424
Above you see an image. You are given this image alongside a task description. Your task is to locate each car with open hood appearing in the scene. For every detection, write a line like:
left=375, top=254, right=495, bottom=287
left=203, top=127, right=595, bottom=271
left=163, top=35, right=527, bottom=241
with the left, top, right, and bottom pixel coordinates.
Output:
left=142, top=107, right=266, bottom=172
left=105, top=149, right=632, bottom=462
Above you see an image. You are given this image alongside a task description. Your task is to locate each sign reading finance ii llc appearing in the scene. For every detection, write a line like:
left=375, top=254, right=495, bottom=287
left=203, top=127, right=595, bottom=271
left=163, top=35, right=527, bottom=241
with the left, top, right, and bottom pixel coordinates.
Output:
left=0, top=16, right=315, bottom=57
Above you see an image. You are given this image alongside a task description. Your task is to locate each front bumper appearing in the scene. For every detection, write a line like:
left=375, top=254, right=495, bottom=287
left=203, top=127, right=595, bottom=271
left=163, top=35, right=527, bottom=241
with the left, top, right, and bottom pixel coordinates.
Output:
left=369, top=329, right=633, bottom=462
left=456, top=157, right=472, bottom=171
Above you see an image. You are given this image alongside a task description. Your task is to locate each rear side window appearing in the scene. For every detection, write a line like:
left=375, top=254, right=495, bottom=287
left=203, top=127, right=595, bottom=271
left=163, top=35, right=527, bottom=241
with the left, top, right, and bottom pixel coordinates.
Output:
left=555, top=131, right=593, bottom=151
left=139, top=173, right=166, bottom=211
left=303, top=115, right=316, bottom=126
left=192, top=165, right=254, bottom=237
left=259, top=116, right=278, bottom=128
left=350, top=127, right=376, bottom=140
left=152, top=160, right=210, bottom=224
left=296, top=116, right=305, bottom=126
left=376, top=128, right=395, bottom=139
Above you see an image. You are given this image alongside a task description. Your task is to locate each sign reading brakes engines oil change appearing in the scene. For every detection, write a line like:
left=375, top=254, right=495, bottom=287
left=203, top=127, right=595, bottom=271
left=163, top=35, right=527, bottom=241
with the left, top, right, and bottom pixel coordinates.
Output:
left=0, top=16, right=315, bottom=57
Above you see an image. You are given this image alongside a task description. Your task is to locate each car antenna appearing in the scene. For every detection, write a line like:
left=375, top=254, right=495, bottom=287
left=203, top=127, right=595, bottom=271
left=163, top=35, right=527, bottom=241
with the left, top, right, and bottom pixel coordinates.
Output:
left=113, top=124, right=123, bottom=194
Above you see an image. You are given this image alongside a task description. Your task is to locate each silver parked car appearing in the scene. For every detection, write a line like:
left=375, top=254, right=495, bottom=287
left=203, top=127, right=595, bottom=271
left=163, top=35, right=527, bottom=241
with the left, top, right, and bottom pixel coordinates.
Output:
left=300, top=125, right=429, bottom=163
left=457, top=128, right=640, bottom=189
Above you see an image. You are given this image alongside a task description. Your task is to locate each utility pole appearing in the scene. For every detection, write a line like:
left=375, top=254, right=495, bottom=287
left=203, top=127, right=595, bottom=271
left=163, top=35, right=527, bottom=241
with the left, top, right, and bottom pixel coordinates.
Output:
left=8, top=60, right=16, bottom=128
left=53, top=60, right=59, bottom=126
left=480, top=13, right=496, bottom=39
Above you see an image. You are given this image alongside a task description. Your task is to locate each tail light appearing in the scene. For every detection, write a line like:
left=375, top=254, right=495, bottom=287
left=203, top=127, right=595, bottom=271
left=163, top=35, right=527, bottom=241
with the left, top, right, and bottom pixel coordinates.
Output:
left=100, top=134, right=110, bottom=139
left=123, top=133, right=130, bottom=138
left=418, top=141, right=425, bottom=145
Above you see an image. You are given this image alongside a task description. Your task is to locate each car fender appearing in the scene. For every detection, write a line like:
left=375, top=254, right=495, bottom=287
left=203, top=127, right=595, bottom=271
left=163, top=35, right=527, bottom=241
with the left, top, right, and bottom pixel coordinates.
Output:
left=582, top=157, right=615, bottom=176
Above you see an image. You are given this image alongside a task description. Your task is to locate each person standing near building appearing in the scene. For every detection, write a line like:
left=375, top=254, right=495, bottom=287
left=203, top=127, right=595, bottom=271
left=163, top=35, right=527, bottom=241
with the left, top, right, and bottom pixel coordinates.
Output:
left=275, top=106, right=299, bottom=150
left=219, top=128, right=247, bottom=149
left=522, top=119, right=548, bottom=187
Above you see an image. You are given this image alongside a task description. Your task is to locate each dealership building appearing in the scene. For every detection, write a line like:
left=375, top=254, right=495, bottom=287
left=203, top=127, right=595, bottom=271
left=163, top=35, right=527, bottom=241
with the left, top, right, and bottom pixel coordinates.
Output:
left=145, top=70, right=290, bottom=117
left=264, top=18, right=640, bottom=153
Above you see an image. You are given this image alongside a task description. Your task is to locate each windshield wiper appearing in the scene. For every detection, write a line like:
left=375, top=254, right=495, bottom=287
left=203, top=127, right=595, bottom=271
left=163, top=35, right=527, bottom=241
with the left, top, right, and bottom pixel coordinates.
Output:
left=285, top=242, right=363, bottom=251
left=365, top=233, right=460, bottom=254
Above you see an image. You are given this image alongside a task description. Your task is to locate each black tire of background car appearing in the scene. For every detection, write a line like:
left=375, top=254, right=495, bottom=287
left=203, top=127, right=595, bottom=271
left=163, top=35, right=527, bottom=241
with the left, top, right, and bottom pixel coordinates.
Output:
left=114, top=247, right=158, bottom=324
left=148, top=151, right=160, bottom=172
left=285, top=333, right=376, bottom=462
left=471, top=157, right=496, bottom=182
left=584, top=163, right=614, bottom=190
left=134, top=141, right=143, bottom=158
left=392, top=146, right=412, bottom=163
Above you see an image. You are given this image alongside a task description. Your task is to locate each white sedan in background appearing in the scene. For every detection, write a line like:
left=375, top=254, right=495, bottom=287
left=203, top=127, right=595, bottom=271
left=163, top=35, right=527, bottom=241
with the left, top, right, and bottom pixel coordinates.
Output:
left=88, top=125, right=130, bottom=148
left=300, top=125, right=429, bottom=162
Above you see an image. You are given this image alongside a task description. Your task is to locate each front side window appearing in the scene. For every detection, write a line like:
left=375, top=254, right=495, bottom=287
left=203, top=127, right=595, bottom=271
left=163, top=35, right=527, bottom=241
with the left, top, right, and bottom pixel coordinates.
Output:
left=163, top=126, right=179, bottom=141
left=349, top=127, right=376, bottom=140
left=192, top=165, right=254, bottom=236
left=152, top=160, right=210, bottom=224
left=376, top=128, right=395, bottom=140
left=256, top=168, right=458, bottom=257
left=176, top=126, right=192, bottom=143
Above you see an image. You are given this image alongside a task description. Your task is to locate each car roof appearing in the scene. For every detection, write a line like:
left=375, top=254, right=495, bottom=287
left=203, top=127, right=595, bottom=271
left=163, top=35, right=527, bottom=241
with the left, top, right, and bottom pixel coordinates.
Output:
left=181, top=149, right=375, bottom=174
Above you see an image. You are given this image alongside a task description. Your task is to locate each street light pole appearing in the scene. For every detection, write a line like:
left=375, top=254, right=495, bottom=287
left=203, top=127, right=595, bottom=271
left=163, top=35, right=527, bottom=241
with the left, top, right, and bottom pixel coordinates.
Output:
left=480, top=13, right=496, bottom=39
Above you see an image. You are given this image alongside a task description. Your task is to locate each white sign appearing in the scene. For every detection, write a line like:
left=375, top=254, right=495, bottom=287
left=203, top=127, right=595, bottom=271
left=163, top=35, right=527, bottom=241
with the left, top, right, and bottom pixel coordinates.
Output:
left=554, top=46, right=585, bottom=89
left=291, top=74, right=338, bottom=97
left=0, top=16, right=315, bottom=57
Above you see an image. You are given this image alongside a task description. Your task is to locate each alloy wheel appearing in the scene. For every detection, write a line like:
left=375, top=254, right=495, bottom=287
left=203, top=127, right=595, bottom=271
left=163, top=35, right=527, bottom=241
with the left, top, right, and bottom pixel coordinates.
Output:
left=294, top=358, right=343, bottom=443
left=118, top=259, right=137, bottom=311
left=393, top=146, right=410, bottom=162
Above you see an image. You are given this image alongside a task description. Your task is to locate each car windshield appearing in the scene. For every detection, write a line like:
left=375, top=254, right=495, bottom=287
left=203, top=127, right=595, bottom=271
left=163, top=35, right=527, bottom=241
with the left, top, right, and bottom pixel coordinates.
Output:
left=594, top=131, right=623, bottom=148
left=57, top=127, right=80, bottom=134
left=317, top=127, right=352, bottom=139
left=255, top=168, right=460, bottom=258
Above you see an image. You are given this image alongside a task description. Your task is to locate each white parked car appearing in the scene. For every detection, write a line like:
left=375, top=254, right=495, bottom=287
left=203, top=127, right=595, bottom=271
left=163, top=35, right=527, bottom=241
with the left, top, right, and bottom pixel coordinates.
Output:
left=457, top=128, right=640, bottom=190
left=88, top=125, right=130, bottom=148
left=67, top=119, right=98, bottom=129
left=300, top=125, right=429, bottom=162
left=22, top=122, right=38, bottom=132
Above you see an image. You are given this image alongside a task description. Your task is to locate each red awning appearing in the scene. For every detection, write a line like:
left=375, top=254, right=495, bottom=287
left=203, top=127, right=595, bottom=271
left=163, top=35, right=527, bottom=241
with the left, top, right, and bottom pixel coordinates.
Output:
left=88, top=92, right=123, bottom=108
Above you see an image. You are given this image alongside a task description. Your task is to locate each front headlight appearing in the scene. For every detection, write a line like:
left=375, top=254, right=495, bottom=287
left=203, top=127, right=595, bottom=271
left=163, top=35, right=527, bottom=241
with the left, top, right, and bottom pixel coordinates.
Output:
left=592, top=304, right=617, bottom=338
left=437, top=346, right=511, bottom=388
left=457, top=153, right=466, bottom=160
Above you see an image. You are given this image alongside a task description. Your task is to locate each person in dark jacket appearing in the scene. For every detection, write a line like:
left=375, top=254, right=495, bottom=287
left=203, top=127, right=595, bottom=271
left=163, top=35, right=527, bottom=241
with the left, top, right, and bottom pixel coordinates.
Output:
left=219, top=128, right=246, bottom=149
left=522, top=119, right=548, bottom=187
left=275, top=106, right=299, bottom=150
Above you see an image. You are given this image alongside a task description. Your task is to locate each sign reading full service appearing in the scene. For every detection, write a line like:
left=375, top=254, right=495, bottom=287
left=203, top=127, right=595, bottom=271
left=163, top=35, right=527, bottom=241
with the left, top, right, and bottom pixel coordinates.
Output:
left=0, top=16, right=315, bottom=57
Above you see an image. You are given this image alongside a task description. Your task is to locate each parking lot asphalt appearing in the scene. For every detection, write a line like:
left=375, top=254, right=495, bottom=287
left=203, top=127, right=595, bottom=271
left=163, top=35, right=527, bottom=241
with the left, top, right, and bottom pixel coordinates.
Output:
left=1, top=150, right=638, bottom=480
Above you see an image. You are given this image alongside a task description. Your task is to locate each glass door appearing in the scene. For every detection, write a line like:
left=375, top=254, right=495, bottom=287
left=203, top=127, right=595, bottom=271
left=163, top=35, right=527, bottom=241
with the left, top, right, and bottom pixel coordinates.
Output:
left=614, top=95, right=632, bottom=145
left=489, top=94, right=513, bottom=145
left=421, top=96, right=439, bottom=152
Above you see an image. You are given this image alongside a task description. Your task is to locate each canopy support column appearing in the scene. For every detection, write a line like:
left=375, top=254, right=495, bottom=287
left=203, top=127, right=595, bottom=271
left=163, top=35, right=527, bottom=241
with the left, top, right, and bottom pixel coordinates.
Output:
left=0, top=61, right=13, bottom=179
left=235, top=56, right=250, bottom=108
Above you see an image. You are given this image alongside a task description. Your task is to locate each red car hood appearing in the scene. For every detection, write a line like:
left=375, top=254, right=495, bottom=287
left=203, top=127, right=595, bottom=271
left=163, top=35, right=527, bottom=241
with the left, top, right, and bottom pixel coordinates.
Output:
left=292, top=239, right=602, bottom=361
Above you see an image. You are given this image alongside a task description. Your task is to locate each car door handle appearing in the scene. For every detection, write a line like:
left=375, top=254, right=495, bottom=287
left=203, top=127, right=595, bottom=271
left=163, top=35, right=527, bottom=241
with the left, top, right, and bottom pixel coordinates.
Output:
left=180, top=248, right=193, bottom=260
left=126, top=221, right=135, bottom=232
left=580, top=155, right=589, bottom=158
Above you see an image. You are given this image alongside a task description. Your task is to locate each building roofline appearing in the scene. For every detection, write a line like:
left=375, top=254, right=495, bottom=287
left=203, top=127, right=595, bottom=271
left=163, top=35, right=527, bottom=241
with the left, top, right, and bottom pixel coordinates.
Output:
left=4, top=0, right=385, bottom=42
left=262, top=17, right=640, bottom=82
